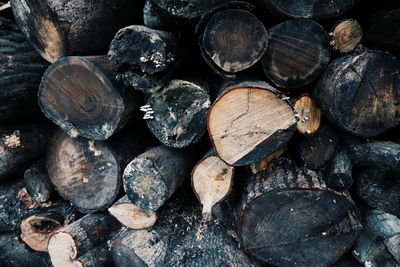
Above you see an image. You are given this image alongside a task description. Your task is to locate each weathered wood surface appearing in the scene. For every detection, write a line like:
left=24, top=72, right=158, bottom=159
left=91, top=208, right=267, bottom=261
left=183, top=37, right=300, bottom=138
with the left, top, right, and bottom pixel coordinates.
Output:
left=330, top=19, right=362, bottom=53
left=327, top=149, right=353, bottom=192
left=293, top=94, right=322, bottom=136
left=24, top=158, right=53, bottom=204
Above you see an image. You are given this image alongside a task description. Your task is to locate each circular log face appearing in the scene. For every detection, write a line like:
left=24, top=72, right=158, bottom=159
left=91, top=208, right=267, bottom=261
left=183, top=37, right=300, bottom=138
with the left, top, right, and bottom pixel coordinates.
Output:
left=262, top=19, right=331, bottom=88
left=313, top=50, right=400, bottom=137
left=265, top=0, right=355, bottom=20
left=47, top=131, right=120, bottom=213
left=152, top=0, right=229, bottom=19
left=331, top=19, right=362, bottom=53
left=39, top=57, right=124, bottom=140
left=203, top=9, right=268, bottom=73
left=208, top=86, right=296, bottom=166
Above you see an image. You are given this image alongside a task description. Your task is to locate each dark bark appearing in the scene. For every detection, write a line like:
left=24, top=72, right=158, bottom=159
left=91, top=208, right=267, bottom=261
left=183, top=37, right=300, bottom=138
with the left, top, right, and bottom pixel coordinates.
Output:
left=262, top=19, right=331, bottom=88
left=0, top=16, right=49, bottom=123
left=313, top=49, right=400, bottom=137
left=238, top=157, right=361, bottom=266
left=327, top=149, right=353, bottom=192
left=24, top=158, right=53, bottom=204
left=145, top=79, right=211, bottom=148
left=0, top=124, right=53, bottom=181
left=123, top=145, right=200, bottom=211
left=11, top=0, right=143, bottom=62
left=329, top=19, right=362, bottom=53
left=108, top=25, right=181, bottom=94
left=38, top=56, right=141, bottom=140
left=208, top=80, right=297, bottom=166
left=143, top=0, right=177, bottom=30
left=76, top=242, right=114, bottom=267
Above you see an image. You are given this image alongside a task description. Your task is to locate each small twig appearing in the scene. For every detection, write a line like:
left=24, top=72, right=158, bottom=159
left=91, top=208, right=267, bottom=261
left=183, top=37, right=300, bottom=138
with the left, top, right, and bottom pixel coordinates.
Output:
left=0, top=1, right=11, bottom=12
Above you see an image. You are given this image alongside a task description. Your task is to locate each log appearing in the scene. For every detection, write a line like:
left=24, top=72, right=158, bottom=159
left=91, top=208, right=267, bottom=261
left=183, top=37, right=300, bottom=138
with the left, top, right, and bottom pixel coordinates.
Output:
left=238, top=157, right=362, bottom=266
left=256, top=0, right=355, bottom=20
left=0, top=233, right=50, bottom=267
left=0, top=124, right=52, bottom=181
left=293, top=94, right=322, bottom=136
left=108, top=25, right=181, bottom=94
left=75, top=243, right=113, bottom=267
left=327, top=149, right=353, bottom=192
left=145, top=79, right=211, bottom=148
left=123, top=145, right=199, bottom=211
left=297, top=124, right=339, bottom=170
left=0, top=16, right=49, bottom=123
left=199, top=8, right=267, bottom=75
left=143, top=0, right=176, bottom=30
left=313, top=49, right=400, bottom=137
left=191, top=149, right=234, bottom=216
left=10, top=0, right=142, bottom=62
left=249, top=147, right=285, bottom=175
left=208, top=81, right=297, bottom=166
left=329, top=19, right=362, bottom=53
left=355, top=168, right=400, bottom=216
left=332, top=253, right=363, bottom=267
left=23, top=158, right=53, bottom=204
left=47, top=213, right=120, bottom=267
left=108, top=195, right=157, bottom=230
left=39, top=56, right=141, bottom=140
left=261, top=19, right=331, bottom=88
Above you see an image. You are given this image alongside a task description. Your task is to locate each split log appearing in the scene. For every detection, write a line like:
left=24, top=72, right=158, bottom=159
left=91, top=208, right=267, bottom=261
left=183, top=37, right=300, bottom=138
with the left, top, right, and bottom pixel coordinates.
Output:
left=238, top=157, right=362, bottom=266
left=108, top=25, right=181, bottom=94
left=0, top=233, right=50, bottom=267
left=208, top=81, right=297, bottom=166
left=123, top=145, right=199, bottom=211
left=363, top=9, right=400, bottom=57
left=293, top=94, right=322, bottom=136
left=0, top=16, right=49, bottom=123
left=329, top=19, right=362, bottom=53
left=108, top=195, right=157, bottom=230
left=48, top=213, right=120, bottom=267
left=327, top=149, right=353, bottom=192
left=256, top=0, right=355, bottom=20
left=313, top=50, right=400, bottom=137
left=111, top=188, right=260, bottom=267
left=297, top=124, right=339, bottom=170
left=191, top=149, right=234, bottom=216
left=353, top=209, right=400, bottom=266
left=261, top=19, right=331, bottom=88
left=145, top=79, right=211, bottom=148
left=10, top=0, right=141, bottom=62
left=0, top=124, right=52, bottom=181
left=38, top=56, right=141, bottom=140
left=355, top=168, right=400, bottom=216
left=199, top=8, right=267, bottom=75
left=24, top=158, right=53, bottom=204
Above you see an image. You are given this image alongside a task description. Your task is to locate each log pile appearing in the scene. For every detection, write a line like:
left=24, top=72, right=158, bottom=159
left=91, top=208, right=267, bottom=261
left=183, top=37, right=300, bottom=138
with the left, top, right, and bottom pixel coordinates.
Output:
left=0, top=0, right=400, bottom=266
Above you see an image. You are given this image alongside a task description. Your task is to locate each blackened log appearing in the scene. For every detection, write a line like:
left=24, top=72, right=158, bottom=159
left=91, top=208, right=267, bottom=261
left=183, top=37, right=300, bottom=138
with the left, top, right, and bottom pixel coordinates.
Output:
left=238, top=157, right=361, bottom=266
left=327, top=149, right=353, bottom=192
left=123, top=145, right=199, bottom=211
left=249, top=147, right=285, bottom=175
left=261, top=19, right=331, bottom=88
left=108, top=25, right=181, bottom=94
left=38, top=56, right=141, bottom=140
left=75, top=243, right=113, bottom=267
left=0, top=233, right=50, bottom=267
left=332, top=253, right=363, bottom=267
left=355, top=168, right=400, bottom=216
left=293, top=93, right=322, bottom=136
left=145, top=79, right=211, bottom=148
left=329, top=19, right=362, bottom=53
left=313, top=50, right=400, bottom=137
left=0, top=17, right=49, bottom=123
left=108, top=195, right=157, bottom=230
left=208, top=81, right=297, bottom=166
left=143, top=0, right=176, bottom=30
left=191, top=149, right=234, bottom=215
left=0, top=124, right=52, bottom=181
left=47, top=213, right=120, bottom=267
left=200, top=8, right=267, bottom=75
left=11, top=0, right=142, bottom=62
left=24, top=158, right=53, bottom=204
left=256, top=0, right=355, bottom=20
left=298, top=124, right=339, bottom=170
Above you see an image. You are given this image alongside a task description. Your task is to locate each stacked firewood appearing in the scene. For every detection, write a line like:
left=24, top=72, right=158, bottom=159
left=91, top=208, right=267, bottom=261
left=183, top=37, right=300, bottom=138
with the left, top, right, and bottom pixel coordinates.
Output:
left=1, top=0, right=400, bottom=266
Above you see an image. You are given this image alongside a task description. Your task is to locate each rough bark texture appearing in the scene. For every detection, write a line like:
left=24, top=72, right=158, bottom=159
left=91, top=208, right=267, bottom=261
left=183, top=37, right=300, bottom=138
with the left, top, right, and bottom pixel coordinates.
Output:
left=327, top=149, right=353, bottom=192
left=313, top=49, right=400, bottom=137
left=24, top=157, right=53, bottom=204
left=262, top=19, right=331, bottom=88
left=38, top=56, right=141, bottom=140
left=238, top=157, right=361, bottom=266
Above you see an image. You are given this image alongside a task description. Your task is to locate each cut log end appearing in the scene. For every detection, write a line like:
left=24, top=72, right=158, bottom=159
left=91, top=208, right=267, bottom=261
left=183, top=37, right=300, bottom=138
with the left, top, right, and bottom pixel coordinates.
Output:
left=48, top=232, right=79, bottom=267
left=192, top=155, right=234, bottom=215
left=108, top=202, right=157, bottom=230
left=330, top=19, right=362, bottom=53
left=294, top=94, right=322, bottom=136
left=208, top=84, right=296, bottom=166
